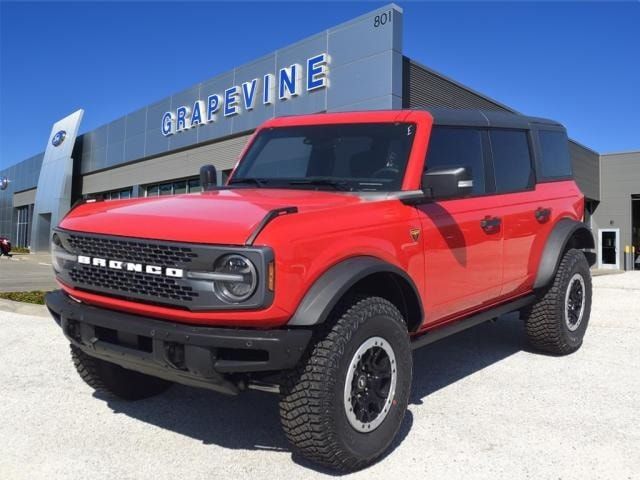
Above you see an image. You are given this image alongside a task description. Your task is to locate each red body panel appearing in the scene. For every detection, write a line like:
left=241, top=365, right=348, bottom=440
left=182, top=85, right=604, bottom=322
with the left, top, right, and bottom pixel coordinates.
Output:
left=61, top=189, right=363, bottom=245
left=415, top=181, right=582, bottom=328
left=58, top=110, right=584, bottom=332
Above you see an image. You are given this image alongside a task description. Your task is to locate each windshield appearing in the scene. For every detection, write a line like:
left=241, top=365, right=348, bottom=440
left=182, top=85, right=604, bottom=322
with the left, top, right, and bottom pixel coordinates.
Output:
left=231, top=123, right=416, bottom=192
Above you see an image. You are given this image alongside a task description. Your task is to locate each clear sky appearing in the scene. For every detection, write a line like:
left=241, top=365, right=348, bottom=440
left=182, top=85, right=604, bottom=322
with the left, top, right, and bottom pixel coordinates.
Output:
left=1, top=1, right=638, bottom=169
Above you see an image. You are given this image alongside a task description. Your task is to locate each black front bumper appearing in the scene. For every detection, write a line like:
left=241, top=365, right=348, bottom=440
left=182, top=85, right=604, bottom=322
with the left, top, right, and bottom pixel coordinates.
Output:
left=46, top=290, right=312, bottom=395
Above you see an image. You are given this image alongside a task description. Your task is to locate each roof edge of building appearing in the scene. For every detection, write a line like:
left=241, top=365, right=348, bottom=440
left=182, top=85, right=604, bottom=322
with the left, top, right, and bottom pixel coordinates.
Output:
left=600, top=149, right=640, bottom=157
left=569, top=138, right=600, bottom=156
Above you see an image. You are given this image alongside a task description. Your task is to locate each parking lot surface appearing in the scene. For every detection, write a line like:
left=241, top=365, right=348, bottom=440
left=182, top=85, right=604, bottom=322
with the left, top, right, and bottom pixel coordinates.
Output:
left=1, top=273, right=638, bottom=480
left=0, top=254, right=57, bottom=292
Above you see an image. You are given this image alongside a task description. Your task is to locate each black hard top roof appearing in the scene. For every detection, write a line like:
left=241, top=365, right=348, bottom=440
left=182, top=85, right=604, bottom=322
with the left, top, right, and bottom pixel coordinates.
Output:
left=419, top=107, right=564, bottom=130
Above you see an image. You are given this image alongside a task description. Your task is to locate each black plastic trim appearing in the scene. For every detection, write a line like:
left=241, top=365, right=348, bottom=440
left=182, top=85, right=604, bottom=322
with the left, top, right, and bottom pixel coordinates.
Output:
left=245, top=206, right=298, bottom=246
left=288, top=256, right=424, bottom=329
left=411, top=295, right=535, bottom=350
left=46, top=290, right=312, bottom=393
left=534, top=218, right=595, bottom=289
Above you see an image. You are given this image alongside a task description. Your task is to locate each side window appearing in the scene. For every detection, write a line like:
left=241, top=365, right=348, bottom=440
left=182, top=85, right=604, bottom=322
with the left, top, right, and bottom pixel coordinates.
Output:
left=489, top=129, right=534, bottom=192
left=538, top=130, right=572, bottom=179
left=425, top=127, right=486, bottom=195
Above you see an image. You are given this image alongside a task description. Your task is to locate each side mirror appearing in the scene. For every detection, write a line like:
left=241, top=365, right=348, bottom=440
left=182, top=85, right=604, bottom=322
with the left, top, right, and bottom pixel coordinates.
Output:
left=200, top=164, right=218, bottom=191
left=422, top=166, right=473, bottom=199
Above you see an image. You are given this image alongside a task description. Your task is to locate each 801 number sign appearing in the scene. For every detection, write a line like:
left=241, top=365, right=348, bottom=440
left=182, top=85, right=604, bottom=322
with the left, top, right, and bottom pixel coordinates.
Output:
left=373, top=10, right=392, bottom=28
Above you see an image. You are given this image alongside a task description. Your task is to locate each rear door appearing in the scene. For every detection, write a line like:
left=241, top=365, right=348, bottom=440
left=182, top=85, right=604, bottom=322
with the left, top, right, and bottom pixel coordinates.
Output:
left=495, top=128, right=574, bottom=298
left=487, top=129, right=540, bottom=297
left=415, top=126, right=504, bottom=325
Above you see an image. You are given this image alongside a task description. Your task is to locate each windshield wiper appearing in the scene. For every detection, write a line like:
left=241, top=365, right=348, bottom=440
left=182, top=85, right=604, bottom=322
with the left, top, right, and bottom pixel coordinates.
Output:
left=227, top=177, right=268, bottom=188
left=286, top=177, right=351, bottom=191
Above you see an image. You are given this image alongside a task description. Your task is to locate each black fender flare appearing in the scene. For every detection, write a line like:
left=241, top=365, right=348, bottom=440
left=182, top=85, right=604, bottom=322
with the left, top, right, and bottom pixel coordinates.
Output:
left=534, top=218, right=595, bottom=289
left=288, top=256, right=424, bottom=329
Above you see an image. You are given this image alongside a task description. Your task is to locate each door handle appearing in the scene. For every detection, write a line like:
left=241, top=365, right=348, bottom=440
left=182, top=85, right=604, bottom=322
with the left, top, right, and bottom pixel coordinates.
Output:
left=480, top=216, right=501, bottom=233
left=535, top=207, right=551, bottom=223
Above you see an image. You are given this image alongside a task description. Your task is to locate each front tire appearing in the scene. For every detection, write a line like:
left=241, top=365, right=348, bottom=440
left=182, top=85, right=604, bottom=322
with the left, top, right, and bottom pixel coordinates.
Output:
left=70, top=345, right=172, bottom=400
left=279, top=296, right=412, bottom=472
left=523, top=248, right=592, bottom=355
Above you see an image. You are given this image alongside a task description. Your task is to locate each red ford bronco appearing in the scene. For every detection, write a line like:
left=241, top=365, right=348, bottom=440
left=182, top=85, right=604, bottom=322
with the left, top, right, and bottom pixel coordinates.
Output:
left=47, top=109, right=595, bottom=471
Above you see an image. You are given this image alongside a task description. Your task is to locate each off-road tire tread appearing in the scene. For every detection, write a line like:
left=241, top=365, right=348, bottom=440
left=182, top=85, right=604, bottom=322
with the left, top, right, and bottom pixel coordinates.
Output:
left=279, top=296, right=407, bottom=472
left=70, top=345, right=171, bottom=400
left=524, top=248, right=590, bottom=355
left=71, top=345, right=110, bottom=392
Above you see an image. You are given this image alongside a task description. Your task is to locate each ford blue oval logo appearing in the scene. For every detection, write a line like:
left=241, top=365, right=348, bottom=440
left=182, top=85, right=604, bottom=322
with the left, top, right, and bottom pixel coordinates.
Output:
left=52, top=130, right=67, bottom=147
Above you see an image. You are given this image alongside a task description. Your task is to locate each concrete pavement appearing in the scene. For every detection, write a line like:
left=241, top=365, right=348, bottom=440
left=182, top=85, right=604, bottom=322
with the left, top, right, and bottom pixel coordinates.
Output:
left=0, top=273, right=639, bottom=479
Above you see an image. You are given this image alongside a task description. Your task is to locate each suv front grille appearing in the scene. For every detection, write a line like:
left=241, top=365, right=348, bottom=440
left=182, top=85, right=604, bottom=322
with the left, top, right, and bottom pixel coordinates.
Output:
left=61, top=233, right=202, bottom=306
left=67, top=234, right=198, bottom=265
left=68, top=266, right=199, bottom=302
left=54, top=229, right=273, bottom=311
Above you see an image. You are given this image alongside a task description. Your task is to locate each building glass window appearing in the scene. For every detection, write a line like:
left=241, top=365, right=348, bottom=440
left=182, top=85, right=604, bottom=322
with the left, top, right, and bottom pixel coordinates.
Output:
left=159, top=183, right=173, bottom=196
left=144, top=171, right=233, bottom=197
left=188, top=178, right=202, bottom=193
left=90, top=188, right=134, bottom=201
left=173, top=181, right=187, bottom=195
left=145, top=175, right=214, bottom=196
left=15, top=205, right=32, bottom=248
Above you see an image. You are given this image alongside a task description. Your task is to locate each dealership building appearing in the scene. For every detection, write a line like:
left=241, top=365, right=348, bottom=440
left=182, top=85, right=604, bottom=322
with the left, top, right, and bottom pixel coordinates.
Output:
left=0, top=4, right=638, bottom=270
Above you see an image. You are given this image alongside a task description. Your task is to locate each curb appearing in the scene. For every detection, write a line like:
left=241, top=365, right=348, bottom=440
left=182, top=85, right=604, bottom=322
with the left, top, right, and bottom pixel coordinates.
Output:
left=0, top=298, right=49, bottom=318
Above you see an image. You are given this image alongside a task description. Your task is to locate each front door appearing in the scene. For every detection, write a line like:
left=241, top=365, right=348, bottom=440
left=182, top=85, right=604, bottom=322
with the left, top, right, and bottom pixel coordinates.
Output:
left=599, top=229, right=620, bottom=269
left=416, top=126, right=503, bottom=325
left=417, top=199, right=504, bottom=324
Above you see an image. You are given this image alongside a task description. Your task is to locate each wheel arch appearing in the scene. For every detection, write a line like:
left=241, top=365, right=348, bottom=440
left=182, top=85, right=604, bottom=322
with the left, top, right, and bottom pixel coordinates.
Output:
left=288, top=256, right=424, bottom=332
left=534, top=218, right=595, bottom=290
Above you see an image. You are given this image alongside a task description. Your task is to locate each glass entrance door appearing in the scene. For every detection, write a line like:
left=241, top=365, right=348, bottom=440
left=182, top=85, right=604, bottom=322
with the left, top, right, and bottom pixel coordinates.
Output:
left=599, top=229, right=619, bottom=269
left=15, top=205, right=32, bottom=248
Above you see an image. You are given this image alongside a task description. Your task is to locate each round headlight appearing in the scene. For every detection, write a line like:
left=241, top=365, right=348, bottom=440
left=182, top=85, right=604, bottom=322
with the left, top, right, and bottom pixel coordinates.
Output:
left=51, top=234, right=76, bottom=272
left=213, top=254, right=258, bottom=303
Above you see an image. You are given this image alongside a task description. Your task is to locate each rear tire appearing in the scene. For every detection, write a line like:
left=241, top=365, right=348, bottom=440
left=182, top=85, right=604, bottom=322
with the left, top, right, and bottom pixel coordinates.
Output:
left=523, top=248, right=592, bottom=355
left=279, top=296, right=412, bottom=472
left=70, top=345, right=172, bottom=400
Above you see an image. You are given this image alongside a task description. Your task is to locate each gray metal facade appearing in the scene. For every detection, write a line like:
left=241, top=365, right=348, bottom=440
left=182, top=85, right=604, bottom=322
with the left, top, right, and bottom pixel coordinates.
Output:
left=81, top=134, right=251, bottom=195
left=403, top=59, right=513, bottom=112
left=592, top=151, right=640, bottom=268
left=31, top=110, right=84, bottom=252
left=77, top=3, right=403, bottom=178
left=0, top=153, right=43, bottom=243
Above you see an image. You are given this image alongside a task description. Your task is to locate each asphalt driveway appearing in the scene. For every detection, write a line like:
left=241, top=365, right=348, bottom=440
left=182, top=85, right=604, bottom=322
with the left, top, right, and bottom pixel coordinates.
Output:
left=0, top=273, right=638, bottom=479
left=0, top=253, right=57, bottom=292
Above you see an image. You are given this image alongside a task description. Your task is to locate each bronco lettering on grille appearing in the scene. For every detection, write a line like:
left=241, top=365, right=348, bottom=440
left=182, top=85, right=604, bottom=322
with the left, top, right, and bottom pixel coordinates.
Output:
left=77, top=255, right=184, bottom=278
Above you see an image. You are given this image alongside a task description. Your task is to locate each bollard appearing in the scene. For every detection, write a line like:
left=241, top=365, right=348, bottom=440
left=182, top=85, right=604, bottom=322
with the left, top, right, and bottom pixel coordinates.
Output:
left=624, top=245, right=630, bottom=271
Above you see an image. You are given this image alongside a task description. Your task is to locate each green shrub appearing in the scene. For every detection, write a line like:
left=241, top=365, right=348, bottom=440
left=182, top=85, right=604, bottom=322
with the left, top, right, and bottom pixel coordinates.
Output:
left=0, top=291, right=49, bottom=305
